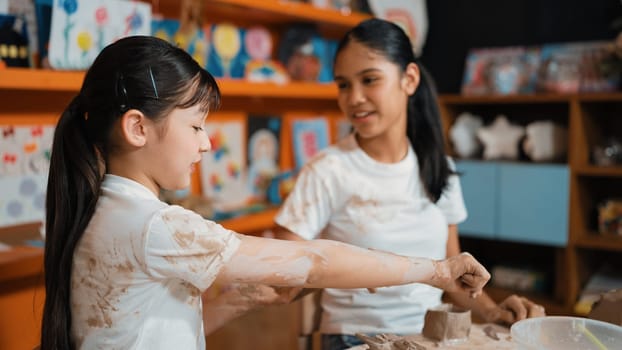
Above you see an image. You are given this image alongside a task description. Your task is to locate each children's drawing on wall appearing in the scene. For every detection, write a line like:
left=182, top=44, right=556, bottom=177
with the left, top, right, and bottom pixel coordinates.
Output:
left=290, top=116, right=330, bottom=169
left=48, top=0, right=151, bottom=69
left=199, top=116, right=249, bottom=211
left=247, top=116, right=281, bottom=202
left=277, top=23, right=338, bottom=83
left=207, top=22, right=249, bottom=78
left=151, top=0, right=209, bottom=68
left=243, top=25, right=288, bottom=83
left=367, top=0, right=428, bottom=56
left=0, top=124, right=54, bottom=227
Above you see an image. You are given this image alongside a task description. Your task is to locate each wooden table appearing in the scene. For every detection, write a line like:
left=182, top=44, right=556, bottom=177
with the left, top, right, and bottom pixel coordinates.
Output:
left=347, top=323, right=516, bottom=350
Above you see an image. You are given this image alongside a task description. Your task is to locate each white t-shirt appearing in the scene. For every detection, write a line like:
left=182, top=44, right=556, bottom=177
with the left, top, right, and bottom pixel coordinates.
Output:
left=70, top=175, right=240, bottom=349
left=275, top=134, right=467, bottom=335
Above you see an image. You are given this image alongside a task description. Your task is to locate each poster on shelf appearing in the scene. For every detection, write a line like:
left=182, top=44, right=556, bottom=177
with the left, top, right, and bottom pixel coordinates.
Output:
left=48, top=0, right=151, bottom=70
left=290, top=116, right=330, bottom=169
left=247, top=115, right=281, bottom=202
left=368, top=0, right=428, bottom=56
left=0, top=124, right=54, bottom=228
left=461, top=46, right=540, bottom=96
left=538, top=41, right=619, bottom=93
left=151, top=18, right=209, bottom=68
left=206, top=22, right=249, bottom=79
left=199, top=114, right=249, bottom=211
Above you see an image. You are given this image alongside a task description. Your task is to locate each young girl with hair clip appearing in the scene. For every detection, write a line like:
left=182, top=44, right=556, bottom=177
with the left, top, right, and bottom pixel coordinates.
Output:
left=274, top=18, right=546, bottom=350
left=40, top=35, right=490, bottom=350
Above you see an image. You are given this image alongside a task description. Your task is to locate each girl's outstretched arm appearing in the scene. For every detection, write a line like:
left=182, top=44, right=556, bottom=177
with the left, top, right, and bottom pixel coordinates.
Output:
left=216, top=235, right=490, bottom=296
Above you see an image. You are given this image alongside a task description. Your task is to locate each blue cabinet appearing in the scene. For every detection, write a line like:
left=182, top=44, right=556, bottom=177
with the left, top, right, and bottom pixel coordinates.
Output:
left=456, top=160, right=569, bottom=247
left=456, top=160, right=497, bottom=239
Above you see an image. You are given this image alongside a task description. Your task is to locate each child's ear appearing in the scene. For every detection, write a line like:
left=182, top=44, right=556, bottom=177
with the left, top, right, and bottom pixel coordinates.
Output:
left=120, top=109, right=148, bottom=147
left=403, top=62, right=420, bottom=96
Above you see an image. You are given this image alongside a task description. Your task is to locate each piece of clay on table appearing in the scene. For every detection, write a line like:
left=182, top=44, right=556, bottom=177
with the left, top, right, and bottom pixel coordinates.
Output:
left=422, top=303, right=471, bottom=343
left=355, top=333, right=427, bottom=350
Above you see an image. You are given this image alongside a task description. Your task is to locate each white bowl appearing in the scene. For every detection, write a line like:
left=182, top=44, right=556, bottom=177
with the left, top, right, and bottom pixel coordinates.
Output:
left=511, top=316, right=622, bottom=350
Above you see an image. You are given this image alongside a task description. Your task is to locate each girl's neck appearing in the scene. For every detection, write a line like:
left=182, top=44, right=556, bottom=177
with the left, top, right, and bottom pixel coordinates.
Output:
left=355, top=132, right=410, bottom=164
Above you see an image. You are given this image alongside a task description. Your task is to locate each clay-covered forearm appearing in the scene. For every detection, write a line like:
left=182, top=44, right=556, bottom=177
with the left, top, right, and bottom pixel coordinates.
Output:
left=218, top=235, right=439, bottom=289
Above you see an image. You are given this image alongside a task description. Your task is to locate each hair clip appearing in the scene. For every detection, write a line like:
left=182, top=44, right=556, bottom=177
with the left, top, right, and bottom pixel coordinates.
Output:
left=148, top=66, right=159, bottom=99
left=116, top=72, right=129, bottom=112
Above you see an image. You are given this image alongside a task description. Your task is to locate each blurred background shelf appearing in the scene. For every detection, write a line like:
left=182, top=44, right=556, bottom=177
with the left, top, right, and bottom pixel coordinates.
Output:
left=575, top=234, right=622, bottom=252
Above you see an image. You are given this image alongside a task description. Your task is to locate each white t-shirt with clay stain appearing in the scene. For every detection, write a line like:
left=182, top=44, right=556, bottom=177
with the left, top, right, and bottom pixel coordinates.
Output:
left=70, top=175, right=240, bottom=349
left=275, top=134, right=467, bottom=335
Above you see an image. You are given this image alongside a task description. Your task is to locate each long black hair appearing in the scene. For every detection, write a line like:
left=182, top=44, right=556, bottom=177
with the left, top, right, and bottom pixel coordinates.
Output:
left=335, top=18, right=452, bottom=203
left=41, top=36, right=220, bottom=350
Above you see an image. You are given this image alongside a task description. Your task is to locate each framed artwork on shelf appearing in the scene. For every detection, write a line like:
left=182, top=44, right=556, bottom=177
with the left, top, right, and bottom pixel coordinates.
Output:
left=247, top=115, right=281, bottom=202
left=286, top=114, right=330, bottom=169
left=48, top=0, right=151, bottom=69
left=538, top=41, right=619, bottom=93
left=461, top=46, right=540, bottom=96
left=0, top=124, right=54, bottom=228
left=199, top=113, right=249, bottom=212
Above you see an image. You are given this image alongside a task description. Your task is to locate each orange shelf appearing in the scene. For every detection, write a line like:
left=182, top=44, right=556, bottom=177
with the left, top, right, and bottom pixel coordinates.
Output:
left=0, top=68, right=84, bottom=91
left=219, top=80, right=337, bottom=99
left=574, top=165, right=622, bottom=177
left=0, top=223, right=44, bottom=283
left=156, top=0, right=370, bottom=37
left=0, top=246, right=43, bottom=284
left=218, top=207, right=279, bottom=234
left=0, top=68, right=337, bottom=99
left=207, top=0, right=369, bottom=33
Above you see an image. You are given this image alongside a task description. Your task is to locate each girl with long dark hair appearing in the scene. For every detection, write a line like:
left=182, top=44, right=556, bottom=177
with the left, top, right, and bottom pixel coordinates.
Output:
left=275, top=18, right=545, bottom=350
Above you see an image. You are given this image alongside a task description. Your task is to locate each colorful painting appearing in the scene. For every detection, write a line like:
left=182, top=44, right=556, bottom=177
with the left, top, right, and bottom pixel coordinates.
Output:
left=199, top=114, right=249, bottom=211
left=247, top=115, right=281, bottom=202
left=291, top=117, right=330, bottom=169
left=538, top=41, right=619, bottom=93
left=461, top=46, right=540, bottom=95
left=0, top=124, right=54, bottom=228
left=368, top=0, right=428, bottom=56
left=207, top=23, right=248, bottom=78
left=152, top=18, right=209, bottom=68
left=48, top=0, right=151, bottom=69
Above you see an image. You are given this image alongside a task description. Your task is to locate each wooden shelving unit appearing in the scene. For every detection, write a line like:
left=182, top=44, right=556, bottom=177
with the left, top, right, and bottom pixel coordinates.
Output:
left=574, top=165, right=622, bottom=177
left=575, top=234, right=622, bottom=252
left=438, top=91, right=622, bottom=317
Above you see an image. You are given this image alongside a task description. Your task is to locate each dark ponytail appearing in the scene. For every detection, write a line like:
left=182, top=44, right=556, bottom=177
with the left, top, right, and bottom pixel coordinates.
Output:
left=335, top=18, right=452, bottom=202
left=42, top=94, right=101, bottom=350
left=41, top=36, right=221, bottom=349
left=407, top=65, right=451, bottom=202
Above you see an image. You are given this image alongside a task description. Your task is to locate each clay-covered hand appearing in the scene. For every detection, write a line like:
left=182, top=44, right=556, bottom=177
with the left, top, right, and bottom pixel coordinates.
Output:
left=491, top=294, right=546, bottom=324
left=432, top=252, right=491, bottom=298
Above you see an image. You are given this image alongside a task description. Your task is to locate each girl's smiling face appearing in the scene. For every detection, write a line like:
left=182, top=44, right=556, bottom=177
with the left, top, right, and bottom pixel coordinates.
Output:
left=333, top=40, right=418, bottom=142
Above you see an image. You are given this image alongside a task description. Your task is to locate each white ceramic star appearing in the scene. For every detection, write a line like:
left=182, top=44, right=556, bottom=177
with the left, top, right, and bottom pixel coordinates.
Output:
left=477, top=115, right=525, bottom=160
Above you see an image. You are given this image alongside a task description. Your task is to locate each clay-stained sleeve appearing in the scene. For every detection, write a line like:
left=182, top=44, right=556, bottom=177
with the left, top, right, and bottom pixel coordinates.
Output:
left=143, top=205, right=241, bottom=291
